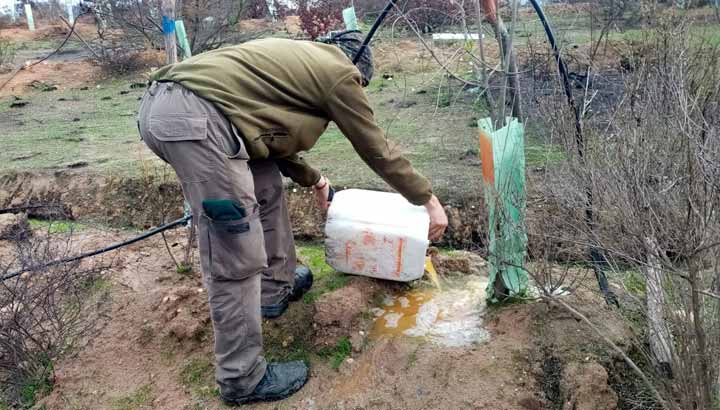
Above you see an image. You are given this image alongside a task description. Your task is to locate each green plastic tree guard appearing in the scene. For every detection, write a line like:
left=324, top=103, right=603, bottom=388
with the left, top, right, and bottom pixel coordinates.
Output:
left=24, top=3, right=35, bottom=31
left=478, top=117, right=528, bottom=303
left=343, top=7, right=358, bottom=31
left=175, top=20, right=192, bottom=60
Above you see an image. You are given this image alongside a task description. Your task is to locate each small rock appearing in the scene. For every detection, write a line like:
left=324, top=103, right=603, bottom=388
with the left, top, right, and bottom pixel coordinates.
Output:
left=350, top=332, right=365, bottom=353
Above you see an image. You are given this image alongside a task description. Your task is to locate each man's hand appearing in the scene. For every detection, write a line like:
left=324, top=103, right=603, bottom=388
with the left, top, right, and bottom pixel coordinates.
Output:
left=313, top=176, right=331, bottom=211
left=424, top=195, right=448, bottom=241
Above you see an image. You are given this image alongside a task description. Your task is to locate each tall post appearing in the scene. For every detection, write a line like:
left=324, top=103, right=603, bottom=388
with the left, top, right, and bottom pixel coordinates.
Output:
left=161, top=0, right=178, bottom=64
left=265, top=0, right=277, bottom=22
left=66, top=0, right=75, bottom=25
left=24, top=3, right=35, bottom=31
left=10, top=0, right=18, bottom=23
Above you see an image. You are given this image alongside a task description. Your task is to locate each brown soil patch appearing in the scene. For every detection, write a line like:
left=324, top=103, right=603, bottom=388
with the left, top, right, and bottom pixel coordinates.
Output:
left=0, top=59, right=102, bottom=97
left=12, top=221, right=538, bottom=410
left=0, top=20, right=98, bottom=43
left=0, top=218, right=637, bottom=410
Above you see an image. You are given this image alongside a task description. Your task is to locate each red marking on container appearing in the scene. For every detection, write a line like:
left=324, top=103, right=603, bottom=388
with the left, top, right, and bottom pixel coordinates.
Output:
left=352, top=259, right=366, bottom=271
left=395, top=238, right=405, bottom=277
left=362, top=231, right=376, bottom=246
left=345, top=240, right=356, bottom=264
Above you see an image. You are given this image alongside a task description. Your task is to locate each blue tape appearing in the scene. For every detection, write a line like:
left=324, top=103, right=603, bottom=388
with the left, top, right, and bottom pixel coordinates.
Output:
left=162, top=16, right=175, bottom=34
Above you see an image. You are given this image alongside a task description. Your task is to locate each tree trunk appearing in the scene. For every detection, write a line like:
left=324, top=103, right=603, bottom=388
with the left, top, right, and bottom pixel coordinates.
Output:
left=483, top=0, right=522, bottom=125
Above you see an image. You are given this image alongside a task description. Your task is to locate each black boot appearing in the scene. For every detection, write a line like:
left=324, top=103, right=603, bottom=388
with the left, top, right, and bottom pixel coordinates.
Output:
left=221, top=361, right=309, bottom=405
left=289, top=265, right=313, bottom=301
left=261, top=266, right=314, bottom=319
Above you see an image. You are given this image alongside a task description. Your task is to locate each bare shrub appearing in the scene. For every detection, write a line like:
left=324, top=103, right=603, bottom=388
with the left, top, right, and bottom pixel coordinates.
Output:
left=0, top=228, right=110, bottom=408
left=88, top=0, right=267, bottom=65
left=529, top=14, right=720, bottom=409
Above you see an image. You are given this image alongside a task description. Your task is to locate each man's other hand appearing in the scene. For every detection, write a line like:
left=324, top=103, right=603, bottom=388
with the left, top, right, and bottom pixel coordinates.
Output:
left=424, top=195, right=448, bottom=241
left=313, top=176, right=331, bottom=211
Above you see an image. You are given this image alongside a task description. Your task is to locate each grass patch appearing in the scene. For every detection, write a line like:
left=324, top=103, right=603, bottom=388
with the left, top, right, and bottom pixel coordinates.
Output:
left=525, top=144, right=567, bottom=167
left=264, top=337, right=312, bottom=364
left=0, top=77, right=158, bottom=177
left=180, top=357, right=215, bottom=395
left=297, top=243, right=348, bottom=304
left=318, top=337, right=352, bottom=370
left=18, top=372, right=53, bottom=408
left=110, top=384, right=154, bottom=410
left=622, top=270, right=646, bottom=296
left=28, top=219, right=85, bottom=234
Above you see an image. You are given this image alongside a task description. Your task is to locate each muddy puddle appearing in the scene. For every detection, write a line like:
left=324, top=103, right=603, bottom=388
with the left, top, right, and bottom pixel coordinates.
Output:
left=370, top=275, right=490, bottom=347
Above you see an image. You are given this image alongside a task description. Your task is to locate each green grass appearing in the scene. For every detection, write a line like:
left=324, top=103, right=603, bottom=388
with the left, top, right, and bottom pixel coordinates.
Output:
left=180, top=357, right=215, bottom=391
left=298, top=243, right=348, bottom=304
left=110, top=384, right=154, bottom=410
left=318, top=337, right=352, bottom=370
left=18, top=373, right=53, bottom=408
left=0, top=77, right=159, bottom=177
left=622, top=270, right=646, bottom=296
left=28, top=219, right=85, bottom=234
left=525, top=144, right=567, bottom=167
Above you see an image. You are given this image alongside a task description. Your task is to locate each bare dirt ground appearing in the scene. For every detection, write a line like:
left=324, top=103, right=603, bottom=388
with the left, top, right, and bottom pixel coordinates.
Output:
left=0, top=60, right=102, bottom=97
left=2, top=221, right=631, bottom=410
left=31, top=228, right=543, bottom=410
left=0, top=20, right=104, bottom=97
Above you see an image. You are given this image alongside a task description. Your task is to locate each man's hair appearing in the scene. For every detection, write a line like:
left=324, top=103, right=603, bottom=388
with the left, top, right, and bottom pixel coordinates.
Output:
left=317, top=30, right=374, bottom=87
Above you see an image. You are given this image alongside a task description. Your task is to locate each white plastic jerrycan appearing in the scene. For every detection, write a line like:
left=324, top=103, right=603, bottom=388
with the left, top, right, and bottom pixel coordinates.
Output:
left=325, top=189, right=430, bottom=282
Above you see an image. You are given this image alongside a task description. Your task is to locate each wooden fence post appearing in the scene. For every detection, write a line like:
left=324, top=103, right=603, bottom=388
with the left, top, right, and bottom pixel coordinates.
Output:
left=161, top=0, right=177, bottom=64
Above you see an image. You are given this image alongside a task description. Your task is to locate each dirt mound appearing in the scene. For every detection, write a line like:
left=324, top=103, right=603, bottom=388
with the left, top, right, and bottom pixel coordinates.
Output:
left=528, top=288, right=646, bottom=410
left=313, top=278, right=389, bottom=350
left=152, top=285, right=210, bottom=343
left=429, top=248, right=488, bottom=276
left=562, top=362, right=618, bottom=410
left=313, top=277, right=383, bottom=347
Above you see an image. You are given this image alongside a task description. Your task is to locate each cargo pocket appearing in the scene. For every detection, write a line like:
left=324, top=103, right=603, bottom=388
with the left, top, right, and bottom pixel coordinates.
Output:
left=200, top=199, right=267, bottom=281
left=149, top=114, right=211, bottom=183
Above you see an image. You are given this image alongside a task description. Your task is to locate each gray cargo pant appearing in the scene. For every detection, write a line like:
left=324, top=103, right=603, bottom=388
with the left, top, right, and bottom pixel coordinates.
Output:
left=138, top=81, right=296, bottom=396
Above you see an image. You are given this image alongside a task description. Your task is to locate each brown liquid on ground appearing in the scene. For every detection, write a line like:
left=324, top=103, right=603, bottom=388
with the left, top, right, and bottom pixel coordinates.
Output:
left=369, top=276, right=490, bottom=347
left=370, top=291, right=434, bottom=337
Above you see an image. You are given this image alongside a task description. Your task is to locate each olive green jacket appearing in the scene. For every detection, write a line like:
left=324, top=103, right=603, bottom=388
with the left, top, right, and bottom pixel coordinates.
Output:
left=151, top=38, right=432, bottom=205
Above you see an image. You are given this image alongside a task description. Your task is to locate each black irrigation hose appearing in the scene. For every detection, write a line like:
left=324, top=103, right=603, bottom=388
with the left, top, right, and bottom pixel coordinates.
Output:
left=527, top=0, right=618, bottom=307
left=1, top=215, right=192, bottom=282
left=353, top=0, right=397, bottom=64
